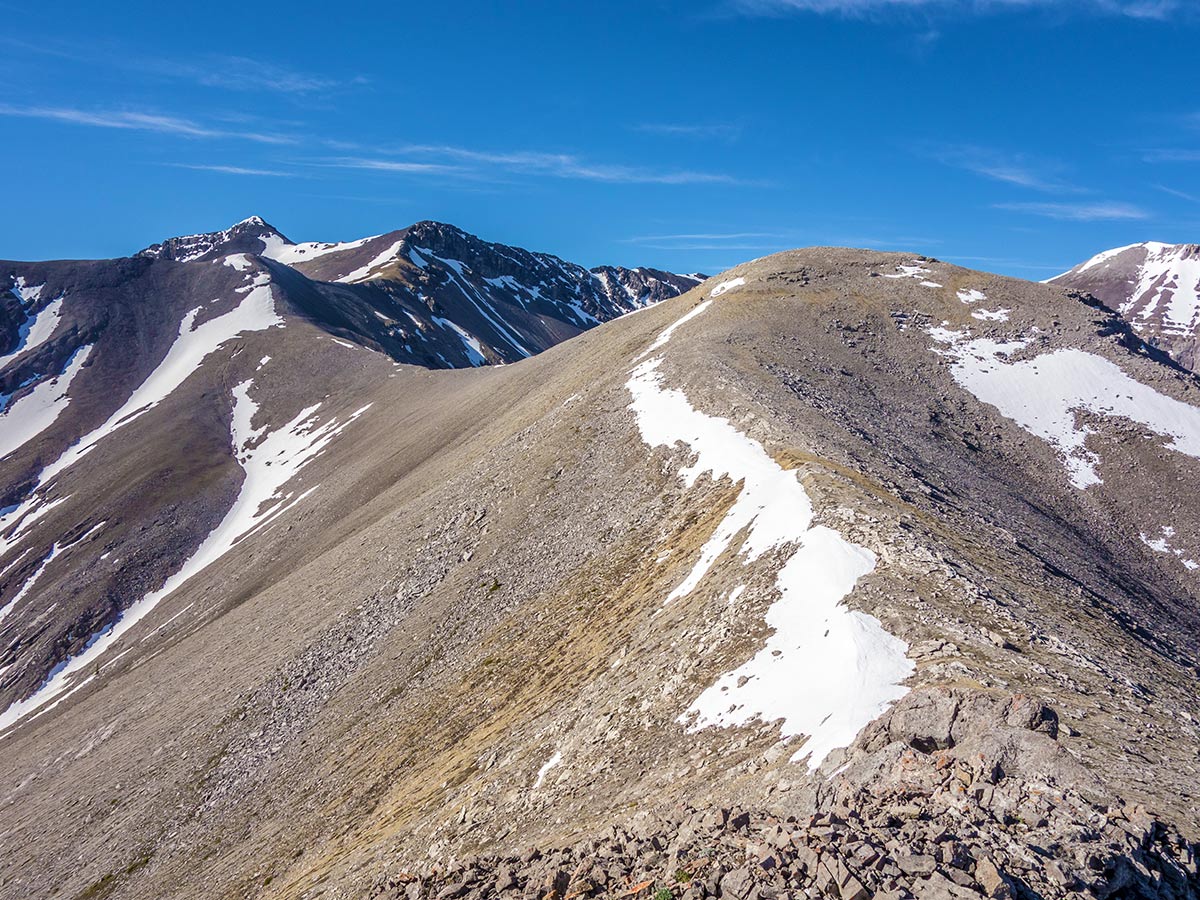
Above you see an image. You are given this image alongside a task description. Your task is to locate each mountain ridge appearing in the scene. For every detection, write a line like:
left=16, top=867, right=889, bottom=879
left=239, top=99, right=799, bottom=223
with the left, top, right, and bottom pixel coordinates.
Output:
left=129, top=216, right=704, bottom=367
left=1, top=238, right=1199, bottom=900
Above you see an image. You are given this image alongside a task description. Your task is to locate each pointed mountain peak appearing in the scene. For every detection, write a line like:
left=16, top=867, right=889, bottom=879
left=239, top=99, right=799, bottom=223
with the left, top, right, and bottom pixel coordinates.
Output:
left=1052, top=241, right=1200, bottom=281
left=136, top=216, right=292, bottom=264
left=406, top=219, right=465, bottom=235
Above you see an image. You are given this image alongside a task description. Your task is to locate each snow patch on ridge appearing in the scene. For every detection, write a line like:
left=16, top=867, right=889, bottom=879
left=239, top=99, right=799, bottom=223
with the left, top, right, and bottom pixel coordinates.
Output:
left=1140, top=525, right=1198, bottom=570
left=1, top=285, right=64, bottom=367
left=260, top=233, right=377, bottom=266
left=39, top=271, right=284, bottom=486
left=533, top=750, right=563, bottom=789
left=971, top=308, right=1010, bottom=322
left=338, top=239, right=406, bottom=283
left=640, top=300, right=712, bottom=359
left=885, top=265, right=930, bottom=279
left=12, top=276, right=44, bottom=304
left=928, top=327, right=1200, bottom=489
left=1069, top=242, right=1171, bottom=278
left=626, top=297, right=912, bottom=769
left=711, top=276, right=746, bottom=297
left=432, top=316, right=487, bottom=366
left=0, top=522, right=104, bottom=625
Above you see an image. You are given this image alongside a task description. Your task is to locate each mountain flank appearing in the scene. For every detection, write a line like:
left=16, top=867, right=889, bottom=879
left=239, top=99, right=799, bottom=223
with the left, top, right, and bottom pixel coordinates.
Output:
left=0, top=221, right=698, bottom=710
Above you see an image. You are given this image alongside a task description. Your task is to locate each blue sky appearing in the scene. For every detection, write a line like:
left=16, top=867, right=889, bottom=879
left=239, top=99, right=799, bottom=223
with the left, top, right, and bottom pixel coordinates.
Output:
left=1, top=0, right=1197, bottom=279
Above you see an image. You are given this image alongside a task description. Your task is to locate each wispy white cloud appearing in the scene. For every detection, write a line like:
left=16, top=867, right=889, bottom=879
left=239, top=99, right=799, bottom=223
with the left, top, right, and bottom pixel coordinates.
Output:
left=414, top=145, right=742, bottom=184
left=166, top=163, right=298, bottom=177
left=1112, top=0, right=1183, bottom=18
left=320, top=146, right=744, bottom=185
left=995, top=201, right=1150, bottom=221
left=622, top=231, right=793, bottom=250
left=155, top=56, right=363, bottom=95
left=909, top=28, right=942, bottom=52
left=632, top=122, right=743, bottom=141
left=0, top=37, right=360, bottom=96
left=318, top=157, right=465, bottom=175
left=1143, top=148, right=1200, bottom=163
left=1154, top=183, right=1200, bottom=202
left=920, top=143, right=1083, bottom=193
left=731, top=0, right=1180, bottom=19
left=623, top=231, right=791, bottom=241
left=0, top=104, right=297, bottom=144
left=633, top=241, right=792, bottom=250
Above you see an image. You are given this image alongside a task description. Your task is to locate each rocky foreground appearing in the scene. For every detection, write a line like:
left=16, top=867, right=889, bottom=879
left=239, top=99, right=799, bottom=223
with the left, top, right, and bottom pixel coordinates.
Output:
left=374, top=693, right=1198, bottom=900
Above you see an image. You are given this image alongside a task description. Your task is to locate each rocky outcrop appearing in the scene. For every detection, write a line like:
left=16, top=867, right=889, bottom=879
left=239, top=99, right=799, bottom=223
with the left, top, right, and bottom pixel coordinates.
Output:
left=376, top=692, right=1198, bottom=900
left=135, top=215, right=286, bottom=263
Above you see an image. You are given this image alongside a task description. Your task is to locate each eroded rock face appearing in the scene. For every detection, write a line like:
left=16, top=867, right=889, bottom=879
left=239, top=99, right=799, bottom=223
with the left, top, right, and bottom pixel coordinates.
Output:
left=375, top=693, right=1198, bottom=900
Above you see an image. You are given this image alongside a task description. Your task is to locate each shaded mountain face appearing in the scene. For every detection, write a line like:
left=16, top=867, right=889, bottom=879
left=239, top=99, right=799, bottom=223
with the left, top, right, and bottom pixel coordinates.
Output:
left=1051, top=241, right=1200, bottom=370
left=2, top=244, right=1199, bottom=900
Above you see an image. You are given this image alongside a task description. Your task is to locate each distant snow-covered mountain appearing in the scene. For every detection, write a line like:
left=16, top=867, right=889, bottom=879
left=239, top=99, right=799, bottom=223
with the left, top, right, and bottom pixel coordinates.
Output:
left=1051, top=241, right=1200, bottom=369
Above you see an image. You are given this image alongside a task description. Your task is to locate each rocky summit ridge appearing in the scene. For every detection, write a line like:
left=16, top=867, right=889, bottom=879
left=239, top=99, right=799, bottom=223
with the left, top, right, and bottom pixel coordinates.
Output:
left=136, top=216, right=703, bottom=364
left=0, top=237, right=1198, bottom=900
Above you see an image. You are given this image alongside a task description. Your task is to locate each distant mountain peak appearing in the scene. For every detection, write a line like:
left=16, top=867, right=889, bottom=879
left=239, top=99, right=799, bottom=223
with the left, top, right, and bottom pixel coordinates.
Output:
left=1052, top=240, right=1200, bottom=370
left=137, top=216, right=291, bottom=264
